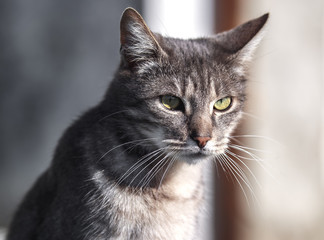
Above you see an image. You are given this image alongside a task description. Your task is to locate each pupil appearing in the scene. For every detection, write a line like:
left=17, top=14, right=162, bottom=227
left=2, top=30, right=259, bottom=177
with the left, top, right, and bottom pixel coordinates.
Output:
left=168, top=97, right=175, bottom=105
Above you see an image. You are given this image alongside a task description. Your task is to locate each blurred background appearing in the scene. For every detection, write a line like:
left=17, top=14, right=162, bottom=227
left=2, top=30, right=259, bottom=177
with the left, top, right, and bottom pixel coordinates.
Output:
left=0, top=0, right=323, bottom=239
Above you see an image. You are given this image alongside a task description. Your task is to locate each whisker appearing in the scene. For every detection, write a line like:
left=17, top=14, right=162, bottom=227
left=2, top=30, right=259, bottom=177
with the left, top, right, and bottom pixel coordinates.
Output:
left=215, top=155, right=235, bottom=183
left=219, top=154, right=250, bottom=206
left=230, top=134, right=282, bottom=145
left=229, top=144, right=264, bottom=163
left=222, top=153, right=261, bottom=206
left=162, top=139, right=186, bottom=144
left=230, top=143, right=271, bottom=154
left=241, top=111, right=265, bottom=122
left=228, top=145, right=277, bottom=181
left=223, top=154, right=252, bottom=189
left=158, top=152, right=178, bottom=189
left=97, top=138, right=157, bottom=162
left=226, top=151, right=263, bottom=162
left=115, top=140, right=155, bottom=158
left=212, top=157, right=220, bottom=178
left=98, top=110, right=132, bottom=122
left=228, top=136, right=245, bottom=146
left=140, top=152, right=171, bottom=189
left=130, top=151, right=166, bottom=188
left=228, top=155, right=259, bottom=206
left=114, top=148, right=167, bottom=187
left=225, top=151, right=262, bottom=193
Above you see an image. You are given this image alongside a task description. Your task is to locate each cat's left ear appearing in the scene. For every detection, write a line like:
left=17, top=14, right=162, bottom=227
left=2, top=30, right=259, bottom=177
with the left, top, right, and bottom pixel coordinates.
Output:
left=119, top=8, right=165, bottom=70
left=215, top=13, right=269, bottom=73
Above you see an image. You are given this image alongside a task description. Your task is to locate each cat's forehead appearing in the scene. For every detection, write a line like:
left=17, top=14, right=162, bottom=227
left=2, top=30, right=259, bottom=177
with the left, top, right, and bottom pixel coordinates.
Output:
left=134, top=37, right=244, bottom=101
left=162, top=37, right=214, bottom=61
left=161, top=38, right=231, bottom=78
left=171, top=67, right=227, bottom=102
left=145, top=62, right=234, bottom=105
left=160, top=39, right=235, bottom=98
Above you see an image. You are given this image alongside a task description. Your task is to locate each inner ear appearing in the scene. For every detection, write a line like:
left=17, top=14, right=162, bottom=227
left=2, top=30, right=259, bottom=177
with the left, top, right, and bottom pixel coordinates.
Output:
left=120, top=8, right=165, bottom=67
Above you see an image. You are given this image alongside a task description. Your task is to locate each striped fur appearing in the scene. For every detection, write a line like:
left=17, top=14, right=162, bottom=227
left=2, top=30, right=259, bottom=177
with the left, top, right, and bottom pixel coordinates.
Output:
left=7, top=8, right=268, bottom=240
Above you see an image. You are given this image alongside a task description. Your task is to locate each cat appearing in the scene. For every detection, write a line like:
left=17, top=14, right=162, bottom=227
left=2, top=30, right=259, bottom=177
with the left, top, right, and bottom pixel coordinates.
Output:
left=7, top=8, right=268, bottom=240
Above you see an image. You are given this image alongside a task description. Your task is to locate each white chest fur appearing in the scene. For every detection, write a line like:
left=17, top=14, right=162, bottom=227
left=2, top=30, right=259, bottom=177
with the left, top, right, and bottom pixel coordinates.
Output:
left=92, top=162, right=204, bottom=240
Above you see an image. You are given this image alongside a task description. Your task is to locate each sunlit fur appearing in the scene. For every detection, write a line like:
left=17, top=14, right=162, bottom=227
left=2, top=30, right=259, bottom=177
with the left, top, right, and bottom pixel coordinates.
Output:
left=7, top=8, right=268, bottom=240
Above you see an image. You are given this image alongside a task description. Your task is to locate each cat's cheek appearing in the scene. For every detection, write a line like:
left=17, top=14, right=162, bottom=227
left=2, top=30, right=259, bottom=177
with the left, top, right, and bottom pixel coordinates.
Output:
left=139, top=125, right=166, bottom=147
left=152, top=115, right=188, bottom=142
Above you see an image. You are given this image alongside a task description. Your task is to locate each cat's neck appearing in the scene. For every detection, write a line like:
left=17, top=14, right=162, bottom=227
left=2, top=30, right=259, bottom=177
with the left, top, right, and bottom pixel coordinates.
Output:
left=161, top=160, right=204, bottom=199
left=88, top=160, right=204, bottom=240
left=91, top=159, right=204, bottom=200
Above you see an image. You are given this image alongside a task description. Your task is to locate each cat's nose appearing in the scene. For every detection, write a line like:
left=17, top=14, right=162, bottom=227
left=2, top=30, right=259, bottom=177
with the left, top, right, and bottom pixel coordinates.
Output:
left=193, top=136, right=211, bottom=149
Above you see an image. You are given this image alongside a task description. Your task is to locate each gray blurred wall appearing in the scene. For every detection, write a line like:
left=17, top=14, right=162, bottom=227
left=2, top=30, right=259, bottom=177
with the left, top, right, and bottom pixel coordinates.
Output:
left=0, top=0, right=141, bottom=227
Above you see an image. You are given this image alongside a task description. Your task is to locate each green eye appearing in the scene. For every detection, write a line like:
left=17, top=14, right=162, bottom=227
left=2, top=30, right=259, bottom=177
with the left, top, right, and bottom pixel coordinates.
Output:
left=214, top=97, right=232, bottom=111
left=161, top=95, right=182, bottom=110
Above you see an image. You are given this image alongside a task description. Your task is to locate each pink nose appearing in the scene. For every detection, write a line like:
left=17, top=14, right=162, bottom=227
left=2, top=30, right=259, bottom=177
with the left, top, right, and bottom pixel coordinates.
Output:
left=193, top=136, right=211, bottom=149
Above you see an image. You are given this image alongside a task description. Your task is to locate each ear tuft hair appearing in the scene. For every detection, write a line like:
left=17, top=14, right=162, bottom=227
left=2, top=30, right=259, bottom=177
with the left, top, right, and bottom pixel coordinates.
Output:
left=120, top=8, right=165, bottom=69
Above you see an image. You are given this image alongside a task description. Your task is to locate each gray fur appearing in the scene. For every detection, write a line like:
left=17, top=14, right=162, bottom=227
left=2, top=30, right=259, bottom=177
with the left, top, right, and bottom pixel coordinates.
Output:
left=7, top=8, right=268, bottom=240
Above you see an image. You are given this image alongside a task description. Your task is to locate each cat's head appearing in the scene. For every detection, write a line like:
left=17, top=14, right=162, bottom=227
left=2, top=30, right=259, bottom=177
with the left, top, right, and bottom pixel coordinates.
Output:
left=107, top=8, right=268, bottom=164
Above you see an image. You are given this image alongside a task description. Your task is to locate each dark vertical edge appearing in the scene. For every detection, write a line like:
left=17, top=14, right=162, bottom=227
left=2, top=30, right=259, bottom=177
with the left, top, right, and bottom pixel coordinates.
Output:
left=213, top=1, right=240, bottom=240
left=215, top=0, right=239, bottom=33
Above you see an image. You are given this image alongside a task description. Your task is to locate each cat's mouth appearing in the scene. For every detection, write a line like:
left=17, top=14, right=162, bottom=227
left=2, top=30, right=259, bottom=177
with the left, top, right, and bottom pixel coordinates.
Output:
left=161, top=138, right=229, bottom=163
left=174, top=149, right=215, bottom=164
left=163, top=142, right=228, bottom=164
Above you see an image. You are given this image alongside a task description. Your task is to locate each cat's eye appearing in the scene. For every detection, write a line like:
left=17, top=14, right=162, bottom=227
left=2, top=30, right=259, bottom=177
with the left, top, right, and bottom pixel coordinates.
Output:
left=161, top=95, right=182, bottom=111
left=214, top=97, right=232, bottom=111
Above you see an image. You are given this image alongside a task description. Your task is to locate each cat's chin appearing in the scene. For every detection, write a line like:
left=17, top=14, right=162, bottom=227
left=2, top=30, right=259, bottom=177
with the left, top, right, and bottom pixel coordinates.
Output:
left=177, top=151, right=214, bottom=165
left=173, top=144, right=228, bottom=164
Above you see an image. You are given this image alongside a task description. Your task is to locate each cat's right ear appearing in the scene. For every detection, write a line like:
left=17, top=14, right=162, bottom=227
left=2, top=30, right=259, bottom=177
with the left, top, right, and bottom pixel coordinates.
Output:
left=120, top=8, right=165, bottom=69
left=214, top=13, right=269, bottom=74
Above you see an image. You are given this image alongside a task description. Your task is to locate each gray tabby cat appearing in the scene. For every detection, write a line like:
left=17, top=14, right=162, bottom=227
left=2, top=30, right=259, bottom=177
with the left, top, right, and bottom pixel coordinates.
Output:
left=7, top=8, right=268, bottom=240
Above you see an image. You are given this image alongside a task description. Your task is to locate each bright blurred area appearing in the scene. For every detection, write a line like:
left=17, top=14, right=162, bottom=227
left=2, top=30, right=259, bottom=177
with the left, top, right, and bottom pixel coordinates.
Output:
left=237, top=0, right=324, bottom=239
left=1, top=0, right=324, bottom=240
